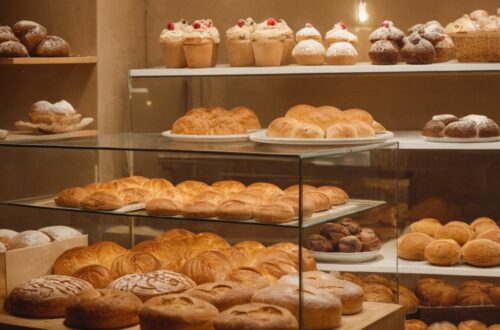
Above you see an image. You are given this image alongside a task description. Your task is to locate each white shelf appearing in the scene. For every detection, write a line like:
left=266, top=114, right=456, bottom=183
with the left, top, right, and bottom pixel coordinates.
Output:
left=130, top=61, right=500, bottom=77
left=393, top=131, right=500, bottom=150
left=317, top=239, right=398, bottom=274
left=398, top=259, right=500, bottom=277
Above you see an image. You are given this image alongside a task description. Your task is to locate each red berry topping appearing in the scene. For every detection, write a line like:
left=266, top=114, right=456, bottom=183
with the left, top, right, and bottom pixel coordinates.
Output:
left=237, top=19, right=245, bottom=28
left=166, top=22, right=175, bottom=30
left=193, top=21, right=201, bottom=29
left=340, top=22, right=347, bottom=29
left=382, top=20, right=391, bottom=28
left=305, top=23, right=313, bottom=28
left=267, top=18, right=277, bottom=26
left=206, top=20, right=212, bottom=27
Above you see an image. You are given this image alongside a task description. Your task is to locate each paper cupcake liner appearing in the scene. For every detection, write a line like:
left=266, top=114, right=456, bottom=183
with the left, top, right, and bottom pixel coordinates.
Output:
left=253, top=40, right=284, bottom=67
left=183, top=42, right=214, bottom=68
left=211, top=43, right=219, bottom=67
left=162, top=42, right=187, bottom=68
left=227, top=39, right=255, bottom=67
left=281, top=38, right=295, bottom=65
left=294, top=53, right=325, bottom=66
left=326, top=54, right=358, bottom=65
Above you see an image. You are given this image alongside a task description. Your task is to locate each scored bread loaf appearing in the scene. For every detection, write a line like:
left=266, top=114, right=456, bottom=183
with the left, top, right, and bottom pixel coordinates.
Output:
left=52, top=246, right=100, bottom=276
left=424, top=239, right=462, bottom=266
left=109, top=251, right=161, bottom=279
left=180, top=250, right=233, bottom=284
left=89, top=241, right=127, bottom=269
left=186, top=280, right=255, bottom=311
left=132, top=240, right=180, bottom=271
left=224, top=266, right=271, bottom=289
left=73, top=264, right=113, bottom=289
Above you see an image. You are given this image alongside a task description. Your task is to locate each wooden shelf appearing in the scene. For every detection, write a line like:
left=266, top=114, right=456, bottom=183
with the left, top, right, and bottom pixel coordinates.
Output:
left=0, top=56, right=97, bottom=65
left=0, top=302, right=404, bottom=330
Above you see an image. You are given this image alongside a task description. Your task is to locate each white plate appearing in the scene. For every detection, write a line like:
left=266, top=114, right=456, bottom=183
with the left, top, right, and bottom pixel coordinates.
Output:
left=162, top=130, right=251, bottom=142
left=308, top=249, right=381, bottom=263
left=249, top=130, right=394, bottom=145
left=424, top=135, right=500, bottom=143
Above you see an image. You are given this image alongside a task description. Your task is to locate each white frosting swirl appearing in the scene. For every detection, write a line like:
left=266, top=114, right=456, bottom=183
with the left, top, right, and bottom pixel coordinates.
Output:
left=52, top=100, right=76, bottom=114
left=326, top=41, right=358, bottom=57
left=296, top=24, right=322, bottom=41
left=292, top=39, right=325, bottom=56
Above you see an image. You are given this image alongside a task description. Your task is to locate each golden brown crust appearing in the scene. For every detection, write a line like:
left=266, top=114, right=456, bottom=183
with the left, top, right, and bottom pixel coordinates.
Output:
left=409, top=218, right=443, bottom=237
left=424, top=239, right=462, bottom=266
left=216, top=200, right=254, bottom=220
left=428, top=321, right=458, bottom=330
left=89, top=241, right=127, bottom=269
left=176, top=180, right=210, bottom=196
left=180, top=250, right=233, bottom=285
left=457, top=320, right=488, bottom=330
left=55, top=187, right=89, bottom=208
left=398, top=232, right=435, bottom=261
left=303, top=190, right=331, bottom=211
left=247, top=182, right=283, bottom=197
left=254, top=203, right=295, bottom=223
left=462, top=239, right=500, bottom=267
left=267, top=242, right=317, bottom=272
left=211, top=180, right=246, bottom=197
left=142, top=178, right=174, bottom=194
left=317, top=185, right=349, bottom=205
left=285, top=104, right=316, bottom=122
left=326, top=123, right=359, bottom=138
left=73, top=264, right=113, bottom=289
left=406, top=319, right=428, bottom=330
left=224, top=267, right=271, bottom=289
left=435, top=221, right=475, bottom=245
left=478, top=229, right=500, bottom=244
left=186, top=281, right=255, bottom=311
left=272, top=194, right=315, bottom=218
left=470, top=217, right=498, bottom=235
left=172, top=115, right=211, bottom=135
left=416, top=278, right=459, bottom=307
left=118, top=187, right=152, bottom=204
left=343, top=108, right=374, bottom=125
left=267, top=117, right=300, bottom=138
left=230, top=106, right=261, bottom=130
left=210, top=115, right=246, bottom=135
left=145, top=198, right=184, bottom=216
left=53, top=246, right=100, bottom=276
left=80, top=191, right=124, bottom=211
left=132, top=240, right=180, bottom=272
left=254, top=250, right=298, bottom=283
left=109, top=251, right=161, bottom=279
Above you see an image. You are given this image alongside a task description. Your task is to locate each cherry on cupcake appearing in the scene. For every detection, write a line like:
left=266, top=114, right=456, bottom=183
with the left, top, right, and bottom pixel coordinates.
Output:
left=267, top=18, right=277, bottom=26
left=237, top=19, right=245, bottom=27
left=166, top=22, right=175, bottom=30
left=340, top=22, right=347, bottom=29
left=192, top=21, right=201, bottom=29
left=382, top=20, right=391, bottom=28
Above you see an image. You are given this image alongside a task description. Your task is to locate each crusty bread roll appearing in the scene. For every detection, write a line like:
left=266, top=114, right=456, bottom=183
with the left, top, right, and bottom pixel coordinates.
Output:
left=224, top=267, right=271, bottom=289
left=326, top=123, right=359, bottom=138
left=470, top=217, right=498, bottom=235
left=176, top=180, right=210, bottom=196
left=284, top=184, right=317, bottom=194
left=55, top=187, right=89, bottom=208
left=89, top=241, right=127, bottom=269
left=435, top=221, right=475, bottom=245
left=132, top=240, right=180, bottom=271
left=267, top=242, right=317, bottom=272
left=340, top=272, right=364, bottom=287
left=285, top=104, right=316, bottom=122
left=109, top=270, right=195, bottom=302
left=273, top=194, right=315, bottom=218
left=117, top=175, right=150, bottom=187
left=462, top=239, right=500, bottom=267
left=267, top=117, right=301, bottom=137
left=12, top=20, right=47, bottom=52
left=304, top=105, right=343, bottom=130
left=33, top=35, right=70, bottom=57
left=399, top=286, right=419, bottom=314
left=0, top=26, right=18, bottom=43
left=109, top=251, right=160, bottom=279
left=145, top=198, right=184, bottom=216
left=457, top=320, right=488, bottom=330
left=190, top=232, right=230, bottom=255
left=38, top=225, right=80, bottom=241
left=64, top=288, right=142, bottom=329
left=343, top=108, right=374, bottom=125
left=428, top=321, right=458, bottom=330
left=118, top=187, right=152, bottom=205
left=231, top=189, right=268, bottom=204
left=254, top=250, right=298, bottom=283
left=142, top=178, right=173, bottom=194
left=172, top=115, right=211, bottom=135
left=252, top=284, right=342, bottom=329
left=216, top=199, right=254, bottom=220
left=247, top=182, right=283, bottom=197
left=409, top=218, right=443, bottom=238
left=180, top=250, right=233, bottom=284
left=416, top=278, right=459, bottom=307
left=317, top=185, right=349, bottom=205
left=155, top=228, right=195, bottom=244
left=478, top=229, right=500, bottom=244
left=73, top=264, right=113, bottom=289
left=398, top=232, right=435, bottom=261
left=211, top=180, right=246, bottom=197
left=490, top=287, right=500, bottom=309
left=215, top=302, right=298, bottom=330
left=0, top=40, right=28, bottom=57
left=6, top=275, right=92, bottom=318
left=7, top=230, right=50, bottom=250
left=405, top=319, right=429, bottom=330
left=186, top=281, right=255, bottom=311
left=302, top=190, right=331, bottom=211
left=139, top=294, right=218, bottom=330
left=233, top=240, right=267, bottom=257
left=53, top=246, right=100, bottom=276
left=349, top=119, right=376, bottom=137
left=424, top=239, right=462, bottom=266
left=230, top=106, right=261, bottom=130
left=81, top=191, right=124, bottom=211
left=181, top=200, right=219, bottom=218
left=295, top=122, right=325, bottom=139
left=459, top=286, right=493, bottom=306
left=211, top=115, right=247, bottom=135
left=254, top=203, right=295, bottom=223
left=0, top=229, right=18, bottom=245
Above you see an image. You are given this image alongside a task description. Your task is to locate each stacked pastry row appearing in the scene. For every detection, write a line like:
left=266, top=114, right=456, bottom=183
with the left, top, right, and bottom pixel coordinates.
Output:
left=0, top=225, right=81, bottom=252
left=0, top=20, right=71, bottom=58
left=171, top=106, right=261, bottom=135
left=55, top=176, right=349, bottom=224
left=305, top=218, right=382, bottom=253
left=399, top=217, right=500, bottom=267
left=406, top=319, right=500, bottom=330
left=267, top=105, right=386, bottom=139
left=422, top=114, right=500, bottom=138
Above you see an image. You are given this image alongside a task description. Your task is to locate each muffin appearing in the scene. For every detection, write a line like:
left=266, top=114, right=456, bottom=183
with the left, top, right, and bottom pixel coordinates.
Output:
left=325, top=22, right=358, bottom=46
left=183, top=20, right=219, bottom=68
left=226, top=18, right=255, bottom=67
left=292, top=39, right=325, bottom=65
left=369, top=37, right=399, bottom=65
left=434, top=34, right=454, bottom=62
left=402, top=33, right=436, bottom=64
left=159, top=19, right=188, bottom=68
left=326, top=41, right=358, bottom=65
left=369, top=20, right=405, bottom=49
left=296, top=23, right=322, bottom=42
left=251, top=18, right=285, bottom=67
left=277, top=19, right=295, bottom=65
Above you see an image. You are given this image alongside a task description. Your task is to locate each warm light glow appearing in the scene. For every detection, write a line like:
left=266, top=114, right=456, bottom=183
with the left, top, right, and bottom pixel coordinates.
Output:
left=357, top=0, right=369, bottom=23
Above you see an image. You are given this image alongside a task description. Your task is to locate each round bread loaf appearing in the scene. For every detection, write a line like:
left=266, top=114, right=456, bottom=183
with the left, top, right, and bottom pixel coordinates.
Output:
left=317, top=185, right=349, bottom=205
left=81, top=191, right=124, bottom=210
left=180, top=250, right=232, bottom=284
left=211, top=180, right=246, bottom=197
left=428, top=321, right=458, bottom=330
left=38, top=225, right=81, bottom=241
left=155, top=228, right=195, bottom=244
left=247, top=182, right=283, bottom=197
left=254, top=203, right=295, bottom=223
left=176, top=180, right=209, bottom=196
left=7, top=230, right=50, bottom=250
left=6, top=275, right=92, bottom=318
left=285, top=104, right=316, bottom=122
left=405, top=319, right=429, bottom=330
left=33, top=35, right=70, bottom=57
left=230, top=106, right=261, bottom=130
left=109, top=270, right=195, bottom=302
left=132, top=240, right=180, bottom=271
left=73, top=264, right=113, bottom=289
left=224, top=266, right=271, bottom=289
left=12, top=20, right=47, bottom=52
left=109, top=251, right=160, bottom=279
left=478, top=229, right=500, bottom=244
left=233, top=240, right=267, bottom=258
left=64, top=288, right=142, bottom=329
left=53, top=246, right=100, bottom=276
left=172, top=116, right=211, bottom=135
left=444, top=120, right=477, bottom=138
left=459, top=286, right=493, bottom=306
left=254, top=250, right=298, bottom=283
left=0, top=229, right=18, bottom=245
left=89, top=241, right=127, bottom=269
left=252, top=284, right=342, bottom=329
left=470, top=217, right=498, bottom=235
left=210, top=115, right=247, bottom=135
left=435, top=221, right=475, bottom=245
left=139, top=294, right=218, bottom=330
left=424, top=239, right=462, bottom=266
left=398, top=232, right=435, bottom=261
left=188, top=232, right=230, bottom=258
left=267, top=117, right=301, bottom=137
left=0, top=26, right=18, bottom=43
left=462, top=239, right=500, bottom=267
left=186, top=280, right=255, bottom=311
left=55, top=187, right=89, bottom=208
left=409, top=218, right=443, bottom=237
left=458, top=320, right=488, bottom=330
left=142, top=178, right=173, bottom=194
left=0, top=40, right=28, bottom=57
left=267, top=242, right=317, bottom=272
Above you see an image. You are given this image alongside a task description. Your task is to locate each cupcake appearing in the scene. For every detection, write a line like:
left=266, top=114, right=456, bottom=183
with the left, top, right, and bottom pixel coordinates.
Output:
left=434, top=34, right=454, bottom=62
left=407, top=20, right=454, bottom=63
left=251, top=18, right=285, bottom=67
left=369, top=37, right=399, bottom=65
left=295, top=23, right=322, bottom=42
left=292, top=40, right=325, bottom=65
left=159, top=19, right=189, bottom=68
left=325, top=22, right=358, bottom=46
left=401, top=33, right=436, bottom=64
left=326, top=41, right=358, bottom=65
left=369, top=20, right=405, bottom=49
left=277, top=19, right=295, bottom=65
left=201, top=19, right=220, bottom=66
left=226, top=18, right=256, bottom=67
left=183, top=20, right=219, bottom=68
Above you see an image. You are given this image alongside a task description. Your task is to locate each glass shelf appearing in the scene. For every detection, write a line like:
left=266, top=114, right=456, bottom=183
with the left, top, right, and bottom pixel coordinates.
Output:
left=0, top=132, right=397, bottom=159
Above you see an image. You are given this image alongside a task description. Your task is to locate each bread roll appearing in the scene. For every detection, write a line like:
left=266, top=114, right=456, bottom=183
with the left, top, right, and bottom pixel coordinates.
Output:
left=339, top=235, right=362, bottom=252
left=252, top=284, right=342, bottom=329
left=471, top=217, right=498, bottom=235
left=254, top=250, right=298, bottom=282
left=405, top=319, right=429, bottom=330
left=424, top=239, right=462, bottom=266
left=428, top=322, right=458, bottom=330
left=81, top=191, right=124, bottom=210
left=372, top=120, right=386, bottom=133
left=462, top=239, right=500, bottom=267
left=317, top=185, right=349, bottom=205
left=247, top=182, right=283, bottom=197
left=230, top=106, right=261, bottom=130
left=343, top=108, right=374, bottom=125
left=73, top=264, right=113, bottom=289
left=211, top=180, right=246, bottom=197
left=172, top=115, right=211, bottom=135
left=55, top=187, right=89, bottom=208
left=416, top=278, right=459, bottom=307
left=489, top=325, right=500, bottom=330
left=0, top=26, right=18, bottom=43
left=398, top=232, right=435, bottom=261
left=435, top=221, right=475, bottom=245
left=109, top=251, right=160, bottom=279
left=490, top=287, right=500, bottom=308
left=461, top=280, right=493, bottom=292
left=145, top=198, right=184, bottom=216
left=267, top=242, right=317, bottom=271
left=459, top=286, right=493, bottom=306
left=186, top=281, right=255, bottom=311
left=12, top=20, right=47, bottom=52
left=349, top=120, right=376, bottom=137
left=180, top=250, right=232, bottom=284
left=118, top=187, right=152, bottom=204
left=33, top=35, right=70, bottom=57
left=38, top=225, right=80, bottom=241
left=224, top=267, right=271, bottom=289
left=457, top=320, right=488, bottom=330
left=320, top=222, right=350, bottom=247
left=0, top=229, right=18, bottom=245
left=478, top=229, right=500, bottom=244
left=191, top=232, right=230, bottom=255
left=233, top=240, right=266, bottom=257
left=155, top=228, right=195, bottom=243
left=142, top=178, right=173, bottom=194
left=53, top=246, right=99, bottom=276
left=139, top=294, right=218, bottom=330
left=216, top=199, right=254, bottom=220
left=302, top=190, right=331, bottom=211
left=340, top=272, right=364, bottom=287
left=362, top=274, right=393, bottom=287
left=149, top=188, right=189, bottom=208
left=132, top=240, right=180, bottom=271
left=285, top=104, right=316, bottom=122
left=284, top=184, right=316, bottom=194
left=409, top=218, right=443, bottom=237
left=176, top=180, right=209, bottom=196
left=109, top=270, right=195, bottom=302
left=358, top=228, right=382, bottom=251
left=7, top=230, right=50, bottom=250
left=295, top=122, right=325, bottom=139
left=231, top=189, right=268, bottom=205
left=326, top=123, right=359, bottom=138
left=89, top=241, right=127, bottom=269
left=304, top=106, right=343, bottom=130
left=267, top=117, right=301, bottom=137
left=399, top=286, right=419, bottom=314
left=254, top=203, right=295, bottom=223
left=6, top=275, right=92, bottom=318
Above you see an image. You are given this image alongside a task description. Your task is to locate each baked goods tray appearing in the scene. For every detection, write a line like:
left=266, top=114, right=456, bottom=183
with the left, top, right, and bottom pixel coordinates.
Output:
left=398, top=258, right=500, bottom=277
left=250, top=130, right=394, bottom=145
left=2, top=195, right=385, bottom=228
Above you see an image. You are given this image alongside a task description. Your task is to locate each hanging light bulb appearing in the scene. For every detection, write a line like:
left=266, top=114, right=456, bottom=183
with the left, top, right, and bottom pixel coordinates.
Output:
left=357, top=0, right=369, bottom=23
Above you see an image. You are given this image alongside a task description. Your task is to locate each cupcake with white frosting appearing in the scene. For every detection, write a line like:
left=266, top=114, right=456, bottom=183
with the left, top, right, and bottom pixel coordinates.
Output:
left=326, top=41, right=358, bottom=65
left=296, top=23, right=322, bottom=42
left=183, top=19, right=220, bottom=68
left=159, top=19, right=189, bottom=68
left=293, top=24, right=325, bottom=65
left=226, top=18, right=255, bottom=67
left=251, top=18, right=286, bottom=66
left=325, top=22, right=358, bottom=46
left=277, top=19, right=295, bottom=65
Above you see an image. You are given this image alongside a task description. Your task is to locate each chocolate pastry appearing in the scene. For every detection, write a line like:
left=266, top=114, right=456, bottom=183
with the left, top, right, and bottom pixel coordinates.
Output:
left=357, top=228, right=382, bottom=251
left=0, top=41, right=28, bottom=58
left=477, top=119, right=500, bottom=137
left=401, top=33, right=436, bottom=64
left=444, top=120, right=477, bottom=138
left=12, top=20, right=47, bottom=52
left=0, top=26, right=19, bottom=43
left=369, top=38, right=399, bottom=65
left=422, top=120, right=445, bottom=137
left=319, top=223, right=350, bottom=247
left=339, top=218, right=361, bottom=235
left=432, top=114, right=458, bottom=125
left=339, top=235, right=362, bottom=253
left=305, top=234, right=333, bottom=252
left=33, top=36, right=70, bottom=57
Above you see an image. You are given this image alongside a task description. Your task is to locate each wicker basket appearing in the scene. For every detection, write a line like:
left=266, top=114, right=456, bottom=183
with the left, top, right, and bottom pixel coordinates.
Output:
left=449, top=31, right=500, bottom=62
